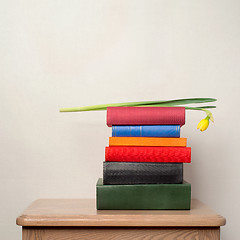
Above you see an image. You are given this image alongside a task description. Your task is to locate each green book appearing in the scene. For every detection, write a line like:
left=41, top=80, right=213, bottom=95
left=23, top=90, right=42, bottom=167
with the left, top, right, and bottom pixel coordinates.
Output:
left=96, top=178, right=191, bottom=210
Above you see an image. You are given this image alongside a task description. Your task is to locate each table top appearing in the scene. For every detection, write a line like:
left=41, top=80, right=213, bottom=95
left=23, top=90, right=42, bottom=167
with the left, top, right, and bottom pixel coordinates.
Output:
left=16, top=199, right=226, bottom=227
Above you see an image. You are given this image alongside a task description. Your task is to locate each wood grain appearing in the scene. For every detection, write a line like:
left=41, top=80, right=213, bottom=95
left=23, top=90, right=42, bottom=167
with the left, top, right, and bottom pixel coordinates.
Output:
left=17, top=199, right=226, bottom=227
left=22, top=227, right=220, bottom=240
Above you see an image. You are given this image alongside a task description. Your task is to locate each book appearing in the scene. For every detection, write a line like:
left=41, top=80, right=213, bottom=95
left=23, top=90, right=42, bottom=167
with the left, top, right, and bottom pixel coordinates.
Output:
left=112, top=125, right=180, bottom=137
left=107, top=107, right=185, bottom=127
left=103, top=162, right=183, bottom=185
left=96, top=178, right=191, bottom=210
left=109, top=137, right=187, bottom=147
left=105, top=146, right=191, bottom=163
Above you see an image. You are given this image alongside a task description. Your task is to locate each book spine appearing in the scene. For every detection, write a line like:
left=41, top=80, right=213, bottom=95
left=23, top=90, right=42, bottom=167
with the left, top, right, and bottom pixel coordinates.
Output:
left=103, top=162, right=183, bottom=185
left=112, top=125, right=180, bottom=137
left=96, top=178, right=191, bottom=210
left=109, top=137, right=187, bottom=147
left=107, top=107, right=185, bottom=127
left=105, top=146, right=191, bottom=163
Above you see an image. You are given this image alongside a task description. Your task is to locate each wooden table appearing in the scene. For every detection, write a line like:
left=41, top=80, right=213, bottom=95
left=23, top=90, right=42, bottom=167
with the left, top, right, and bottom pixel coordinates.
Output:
left=16, top=199, right=226, bottom=240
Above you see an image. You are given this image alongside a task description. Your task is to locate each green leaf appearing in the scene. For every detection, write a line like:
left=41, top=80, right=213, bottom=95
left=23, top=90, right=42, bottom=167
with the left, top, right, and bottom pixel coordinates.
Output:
left=185, top=106, right=216, bottom=110
left=59, top=98, right=217, bottom=112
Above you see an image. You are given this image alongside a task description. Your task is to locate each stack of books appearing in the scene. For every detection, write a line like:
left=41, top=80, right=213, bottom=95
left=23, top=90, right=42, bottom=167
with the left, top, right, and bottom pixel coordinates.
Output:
left=96, top=107, right=191, bottom=210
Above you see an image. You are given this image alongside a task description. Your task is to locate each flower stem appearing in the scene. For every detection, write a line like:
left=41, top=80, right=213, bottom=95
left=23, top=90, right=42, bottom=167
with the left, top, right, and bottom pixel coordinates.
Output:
left=59, top=98, right=217, bottom=112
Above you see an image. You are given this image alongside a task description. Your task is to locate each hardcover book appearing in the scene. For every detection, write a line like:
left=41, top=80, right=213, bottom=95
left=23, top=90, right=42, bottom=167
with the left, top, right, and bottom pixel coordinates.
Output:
left=112, top=125, right=180, bottom=137
left=103, top=162, right=183, bottom=185
left=105, top=146, right=191, bottom=163
left=96, top=178, right=191, bottom=210
left=107, top=107, right=185, bottom=127
left=109, top=137, right=187, bottom=147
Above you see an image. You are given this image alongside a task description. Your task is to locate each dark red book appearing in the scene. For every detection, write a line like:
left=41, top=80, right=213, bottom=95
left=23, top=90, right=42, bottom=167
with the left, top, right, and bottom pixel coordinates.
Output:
left=105, top=146, right=191, bottom=163
left=107, top=107, right=185, bottom=127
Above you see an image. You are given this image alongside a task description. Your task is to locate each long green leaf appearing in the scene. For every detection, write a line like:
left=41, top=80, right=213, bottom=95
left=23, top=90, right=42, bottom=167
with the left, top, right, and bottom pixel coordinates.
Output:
left=185, top=106, right=216, bottom=110
left=59, top=98, right=217, bottom=112
left=141, top=98, right=217, bottom=106
left=147, top=105, right=216, bottom=109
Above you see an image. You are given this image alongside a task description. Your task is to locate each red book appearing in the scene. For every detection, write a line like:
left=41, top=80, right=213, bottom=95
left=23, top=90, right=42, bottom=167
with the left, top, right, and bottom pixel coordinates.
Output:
left=107, top=107, right=185, bottom=127
left=105, top=146, right=191, bottom=163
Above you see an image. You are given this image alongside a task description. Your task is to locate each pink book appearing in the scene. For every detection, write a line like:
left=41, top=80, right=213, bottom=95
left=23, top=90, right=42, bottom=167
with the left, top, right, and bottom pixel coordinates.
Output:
left=107, top=107, right=185, bottom=127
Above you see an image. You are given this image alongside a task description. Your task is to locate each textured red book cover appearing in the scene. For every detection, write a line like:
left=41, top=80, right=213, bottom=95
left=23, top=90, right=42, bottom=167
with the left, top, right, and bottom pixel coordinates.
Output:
left=107, top=107, right=185, bottom=127
left=105, top=146, right=191, bottom=163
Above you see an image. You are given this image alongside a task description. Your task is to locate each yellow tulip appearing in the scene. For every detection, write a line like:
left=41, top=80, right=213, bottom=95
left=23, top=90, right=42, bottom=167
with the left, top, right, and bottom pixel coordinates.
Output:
left=197, top=116, right=210, bottom=131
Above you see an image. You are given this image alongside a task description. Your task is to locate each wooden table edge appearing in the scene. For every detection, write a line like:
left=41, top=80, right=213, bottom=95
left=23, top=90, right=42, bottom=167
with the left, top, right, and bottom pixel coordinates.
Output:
left=16, top=215, right=226, bottom=227
left=16, top=199, right=226, bottom=228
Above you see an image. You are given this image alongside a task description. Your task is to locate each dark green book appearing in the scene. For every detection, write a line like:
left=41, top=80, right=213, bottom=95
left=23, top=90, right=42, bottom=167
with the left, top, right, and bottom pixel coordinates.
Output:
left=96, top=178, right=191, bottom=210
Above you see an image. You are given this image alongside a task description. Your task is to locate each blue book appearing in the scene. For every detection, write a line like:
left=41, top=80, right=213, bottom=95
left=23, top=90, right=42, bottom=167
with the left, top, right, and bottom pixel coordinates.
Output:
left=112, top=125, right=180, bottom=138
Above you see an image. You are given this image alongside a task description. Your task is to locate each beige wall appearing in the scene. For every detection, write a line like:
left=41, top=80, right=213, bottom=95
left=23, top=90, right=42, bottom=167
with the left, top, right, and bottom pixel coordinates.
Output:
left=1, top=0, right=240, bottom=239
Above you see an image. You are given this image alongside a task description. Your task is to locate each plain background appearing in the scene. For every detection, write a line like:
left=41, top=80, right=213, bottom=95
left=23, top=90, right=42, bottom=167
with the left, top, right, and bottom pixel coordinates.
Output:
left=1, top=0, right=240, bottom=239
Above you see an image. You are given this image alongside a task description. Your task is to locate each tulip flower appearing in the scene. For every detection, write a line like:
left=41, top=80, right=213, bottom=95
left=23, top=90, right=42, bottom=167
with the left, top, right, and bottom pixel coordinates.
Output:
left=197, top=117, right=210, bottom=131
left=197, top=110, right=214, bottom=132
